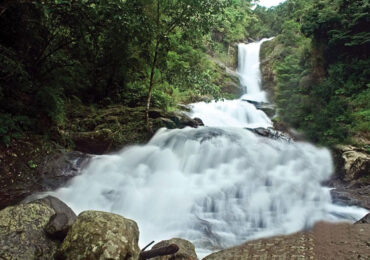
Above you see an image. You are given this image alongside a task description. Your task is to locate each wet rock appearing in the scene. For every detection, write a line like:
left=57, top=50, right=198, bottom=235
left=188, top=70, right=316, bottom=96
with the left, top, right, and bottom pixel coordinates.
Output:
left=34, top=196, right=77, bottom=240
left=333, top=145, right=370, bottom=182
left=246, top=127, right=292, bottom=142
left=0, top=201, right=59, bottom=259
left=242, top=99, right=276, bottom=118
left=0, top=148, right=90, bottom=210
left=151, top=238, right=197, bottom=260
left=355, top=213, right=370, bottom=224
left=329, top=184, right=370, bottom=210
left=177, top=104, right=192, bottom=112
left=57, top=210, right=140, bottom=260
left=38, top=151, right=90, bottom=190
left=193, top=117, right=204, bottom=127
left=168, top=112, right=204, bottom=128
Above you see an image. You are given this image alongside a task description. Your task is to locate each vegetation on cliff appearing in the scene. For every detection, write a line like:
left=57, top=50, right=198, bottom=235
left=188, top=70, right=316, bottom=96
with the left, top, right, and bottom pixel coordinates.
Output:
left=259, top=0, right=369, bottom=147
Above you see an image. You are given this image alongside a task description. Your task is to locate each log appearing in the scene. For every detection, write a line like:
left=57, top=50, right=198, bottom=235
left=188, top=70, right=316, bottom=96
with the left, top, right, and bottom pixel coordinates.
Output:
left=139, top=244, right=179, bottom=260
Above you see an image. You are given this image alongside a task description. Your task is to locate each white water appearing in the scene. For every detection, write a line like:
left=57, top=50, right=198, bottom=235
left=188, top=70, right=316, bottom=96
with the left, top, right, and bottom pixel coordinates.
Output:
left=47, top=39, right=367, bottom=257
left=190, top=38, right=272, bottom=128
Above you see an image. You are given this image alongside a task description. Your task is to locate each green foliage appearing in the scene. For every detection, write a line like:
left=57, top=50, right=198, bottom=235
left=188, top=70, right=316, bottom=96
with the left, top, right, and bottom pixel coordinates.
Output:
left=264, top=0, right=369, bottom=145
left=0, top=114, right=31, bottom=145
left=0, top=0, right=235, bottom=143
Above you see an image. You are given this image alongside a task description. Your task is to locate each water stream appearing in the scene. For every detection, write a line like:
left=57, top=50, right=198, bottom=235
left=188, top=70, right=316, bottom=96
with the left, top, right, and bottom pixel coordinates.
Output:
left=47, top=39, right=368, bottom=257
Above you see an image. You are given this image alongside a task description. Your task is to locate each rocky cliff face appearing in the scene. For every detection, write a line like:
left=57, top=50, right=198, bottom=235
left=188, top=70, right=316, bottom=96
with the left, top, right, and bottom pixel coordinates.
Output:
left=330, top=145, right=370, bottom=209
left=259, top=38, right=282, bottom=102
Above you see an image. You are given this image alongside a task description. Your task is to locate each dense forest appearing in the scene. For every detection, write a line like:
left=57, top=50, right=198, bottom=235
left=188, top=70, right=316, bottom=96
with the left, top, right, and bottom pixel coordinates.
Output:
left=0, top=0, right=265, bottom=146
left=0, top=0, right=369, bottom=149
left=259, top=0, right=369, bottom=148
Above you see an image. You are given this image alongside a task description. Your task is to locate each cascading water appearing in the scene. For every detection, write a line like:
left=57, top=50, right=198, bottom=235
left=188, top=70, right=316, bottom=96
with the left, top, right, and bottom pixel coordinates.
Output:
left=46, top=39, right=367, bottom=257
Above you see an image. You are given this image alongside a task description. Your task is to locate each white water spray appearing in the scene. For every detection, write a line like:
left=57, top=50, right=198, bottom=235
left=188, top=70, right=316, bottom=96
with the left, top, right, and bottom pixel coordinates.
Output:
left=47, top=39, right=367, bottom=256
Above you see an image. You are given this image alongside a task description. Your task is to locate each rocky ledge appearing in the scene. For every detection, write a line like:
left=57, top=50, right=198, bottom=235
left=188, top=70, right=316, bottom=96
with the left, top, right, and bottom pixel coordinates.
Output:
left=0, top=196, right=198, bottom=260
left=204, top=221, right=370, bottom=260
left=330, top=145, right=370, bottom=210
left=1, top=196, right=369, bottom=260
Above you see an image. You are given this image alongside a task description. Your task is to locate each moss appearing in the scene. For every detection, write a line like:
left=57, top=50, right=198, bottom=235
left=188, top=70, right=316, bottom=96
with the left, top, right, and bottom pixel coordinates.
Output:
left=0, top=202, right=58, bottom=259
left=57, top=211, right=140, bottom=260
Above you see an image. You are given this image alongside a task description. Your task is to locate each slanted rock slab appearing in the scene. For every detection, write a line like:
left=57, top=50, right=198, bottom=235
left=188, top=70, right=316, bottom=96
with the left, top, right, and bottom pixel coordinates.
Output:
left=151, top=238, right=198, bottom=260
left=57, top=210, right=140, bottom=260
left=35, top=196, right=77, bottom=240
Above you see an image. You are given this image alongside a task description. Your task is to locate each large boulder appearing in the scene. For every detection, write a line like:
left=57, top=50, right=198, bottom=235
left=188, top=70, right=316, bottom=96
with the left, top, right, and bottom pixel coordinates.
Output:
left=333, top=145, right=370, bottom=182
left=151, top=238, right=197, bottom=260
left=0, top=201, right=59, bottom=259
left=57, top=210, right=140, bottom=260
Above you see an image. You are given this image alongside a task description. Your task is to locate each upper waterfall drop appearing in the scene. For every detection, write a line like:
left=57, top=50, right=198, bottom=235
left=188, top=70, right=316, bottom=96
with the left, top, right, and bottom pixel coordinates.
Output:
left=189, top=38, right=273, bottom=128
left=238, top=38, right=273, bottom=102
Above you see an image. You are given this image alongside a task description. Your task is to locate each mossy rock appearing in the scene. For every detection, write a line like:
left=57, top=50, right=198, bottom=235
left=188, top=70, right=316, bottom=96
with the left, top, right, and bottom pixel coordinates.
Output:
left=57, top=210, right=140, bottom=260
left=0, top=201, right=59, bottom=259
left=151, top=238, right=198, bottom=260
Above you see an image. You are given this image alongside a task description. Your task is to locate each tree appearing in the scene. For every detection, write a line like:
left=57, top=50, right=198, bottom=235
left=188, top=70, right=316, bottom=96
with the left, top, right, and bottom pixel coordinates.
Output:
left=142, top=0, right=230, bottom=131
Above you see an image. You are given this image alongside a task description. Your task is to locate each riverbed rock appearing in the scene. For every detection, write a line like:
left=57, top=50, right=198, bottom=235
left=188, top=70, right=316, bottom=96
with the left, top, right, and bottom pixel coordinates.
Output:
left=151, top=238, right=198, bottom=260
left=38, top=150, right=90, bottom=190
left=57, top=210, right=140, bottom=260
left=242, top=99, right=276, bottom=118
left=203, top=222, right=370, bottom=260
left=333, top=145, right=370, bottom=182
left=0, top=201, right=59, bottom=259
left=34, top=196, right=77, bottom=240
left=355, top=213, right=370, bottom=224
left=246, top=127, right=292, bottom=142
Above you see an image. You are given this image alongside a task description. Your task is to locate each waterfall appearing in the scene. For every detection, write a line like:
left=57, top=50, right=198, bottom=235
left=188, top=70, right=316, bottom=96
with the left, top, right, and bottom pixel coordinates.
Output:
left=46, top=39, right=368, bottom=257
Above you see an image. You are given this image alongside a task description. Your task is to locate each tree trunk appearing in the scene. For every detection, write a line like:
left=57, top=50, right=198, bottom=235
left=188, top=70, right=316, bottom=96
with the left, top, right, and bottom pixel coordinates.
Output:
left=145, top=39, right=160, bottom=132
left=145, top=0, right=161, bottom=132
left=139, top=244, right=179, bottom=260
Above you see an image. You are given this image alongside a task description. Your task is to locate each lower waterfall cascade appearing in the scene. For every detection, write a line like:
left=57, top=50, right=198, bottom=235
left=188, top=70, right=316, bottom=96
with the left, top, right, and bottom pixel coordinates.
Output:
left=46, top=38, right=368, bottom=257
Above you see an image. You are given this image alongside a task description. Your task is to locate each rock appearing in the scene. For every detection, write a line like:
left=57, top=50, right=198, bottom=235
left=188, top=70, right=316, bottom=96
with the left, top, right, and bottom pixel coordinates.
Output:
left=38, top=151, right=90, bottom=190
left=177, top=104, right=192, bottom=112
left=246, top=127, right=292, bottom=142
left=71, top=128, right=115, bottom=154
left=330, top=185, right=370, bottom=210
left=355, top=213, right=370, bottom=224
left=260, top=39, right=283, bottom=101
left=242, top=99, right=276, bottom=118
left=193, top=117, right=204, bottom=127
left=153, top=117, right=177, bottom=130
left=333, top=145, right=370, bottom=182
left=0, top=201, right=59, bottom=259
left=34, top=196, right=77, bottom=240
left=204, top=222, right=370, bottom=260
left=57, top=210, right=140, bottom=260
left=151, top=238, right=197, bottom=260
left=168, top=112, right=204, bottom=128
